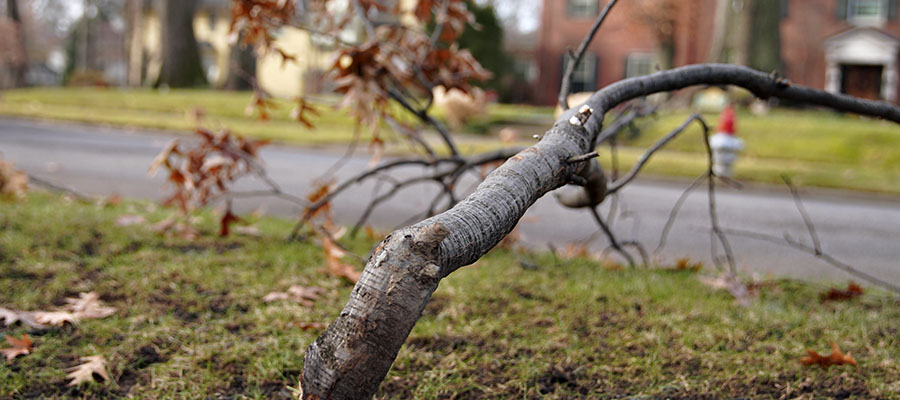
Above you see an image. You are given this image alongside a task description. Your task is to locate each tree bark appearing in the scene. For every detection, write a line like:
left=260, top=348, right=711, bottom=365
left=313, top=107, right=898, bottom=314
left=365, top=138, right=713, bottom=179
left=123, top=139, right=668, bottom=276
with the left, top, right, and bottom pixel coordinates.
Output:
left=5, top=0, right=27, bottom=87
left=747, top=0, right=782, bottom=73
left=300, top=64, right=900, bottom=399
left=154, top=0, right=206, bottom=88
left=126, top=0, right=145, bottom=87
left=221, top=39, right=256, bottom=91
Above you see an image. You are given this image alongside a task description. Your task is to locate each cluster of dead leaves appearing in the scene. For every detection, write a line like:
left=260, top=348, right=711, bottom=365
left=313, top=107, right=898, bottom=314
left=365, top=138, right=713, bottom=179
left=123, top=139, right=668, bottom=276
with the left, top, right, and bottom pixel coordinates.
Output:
left=1, top=335, right=110, bottom=386
left=2, top=292, right=115, bottom=386
left=302, top=182, right=364, bottom=283
left=0, top=156, right=28, bottom=199
left=149, top=128, right=268, bottom=237
left=229, top=0, right=295, bottom=57
left=0, top=292, right=116, bottom=329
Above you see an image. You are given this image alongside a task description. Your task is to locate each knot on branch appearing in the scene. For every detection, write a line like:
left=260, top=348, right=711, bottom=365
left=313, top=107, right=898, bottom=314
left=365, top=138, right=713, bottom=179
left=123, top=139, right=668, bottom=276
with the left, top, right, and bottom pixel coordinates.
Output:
left=556, top=160, right=608, bottom=208
left=412, top=223, right=450, bottom=254
left=768, top=71, right=791, bottom=92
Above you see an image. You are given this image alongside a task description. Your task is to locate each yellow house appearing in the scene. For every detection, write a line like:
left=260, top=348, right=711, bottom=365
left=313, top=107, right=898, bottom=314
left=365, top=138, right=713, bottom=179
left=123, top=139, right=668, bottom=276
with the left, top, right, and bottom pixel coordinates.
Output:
left=129, top=0, right=343, bottom=98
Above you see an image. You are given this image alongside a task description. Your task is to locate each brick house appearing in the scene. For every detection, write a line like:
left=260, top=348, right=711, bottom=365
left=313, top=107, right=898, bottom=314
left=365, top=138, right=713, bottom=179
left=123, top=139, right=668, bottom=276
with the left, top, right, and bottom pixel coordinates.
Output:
left=535, top=0, right=900, bottom=105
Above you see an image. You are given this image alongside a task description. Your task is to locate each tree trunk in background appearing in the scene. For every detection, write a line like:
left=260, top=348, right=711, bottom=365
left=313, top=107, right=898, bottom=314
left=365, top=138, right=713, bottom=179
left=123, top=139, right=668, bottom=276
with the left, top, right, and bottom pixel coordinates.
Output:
left=155, top=0, right=206, bottom=88
left=747, top=0, right=782, bottom=73
left=221, top=40, right=256, bottom=91
left=6, top=0, right=28, bottom=87
left=707, top=0, right=730, bottom=63
left=126, top=0, right=145, bottom=87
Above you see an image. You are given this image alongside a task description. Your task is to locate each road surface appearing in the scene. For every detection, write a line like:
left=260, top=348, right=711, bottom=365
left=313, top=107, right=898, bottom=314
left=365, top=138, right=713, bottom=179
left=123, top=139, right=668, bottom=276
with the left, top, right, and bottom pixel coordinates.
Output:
left=2, top=118, right=899, bottom=284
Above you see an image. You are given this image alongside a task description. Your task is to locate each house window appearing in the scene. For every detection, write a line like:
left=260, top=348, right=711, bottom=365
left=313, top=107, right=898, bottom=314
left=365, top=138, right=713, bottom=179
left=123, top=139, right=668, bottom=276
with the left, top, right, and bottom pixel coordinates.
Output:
left=625, top=53, right=656, bottom=78
left=567, top=0, right=598, bottom=18
left=562, top=54, right=597, bottom=93
left=842, top=0, right=890, bottom=25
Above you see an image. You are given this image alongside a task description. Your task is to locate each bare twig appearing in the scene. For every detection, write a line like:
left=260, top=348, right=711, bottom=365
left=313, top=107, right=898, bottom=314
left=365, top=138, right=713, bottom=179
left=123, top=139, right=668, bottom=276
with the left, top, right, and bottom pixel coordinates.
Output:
left=655, top=173, right=707, bottom=253
left=589, top=206, right=636, bottom=267
left=698, top=115, right=737, bottom=274
left=558, top=0, right=621, bottom=110
left=567, top=151, right=599, bottom=164
left=781, top=175, right=822, bottom=254
left=607, top=113, right=704, bottom=193
left=724, top=228, right=900, bottom=294
left=387, top=88, right=460, bottom=156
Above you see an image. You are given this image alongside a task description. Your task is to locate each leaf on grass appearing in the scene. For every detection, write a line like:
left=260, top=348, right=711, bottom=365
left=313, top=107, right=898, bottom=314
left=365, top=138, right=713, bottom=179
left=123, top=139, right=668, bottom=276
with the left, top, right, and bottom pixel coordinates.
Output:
left=322, top=235, right=361, bottom=283
left=64, top=292, right=116, bottom=319
left=103, top=193, right=122, bottom=207
left=801, top=342, right=857, bottom=368
left=115, top=214, right=146, bottom=227
left=557, top=243, right=588, bottom=260
left=66, top=355, right=111, bottom=386
left=698, top=273, right=752, bottom=306
left=219, top=209, right=242, bottom=237
left=263, top=285, right=326, bottom=306
left=0, top=157, right=28, bottom=198
left=296, top=322, right=327, bottom=331
left=820, top=282, right=864, bottom=302
left=2, top=292, right=115, bottom=328
left=673, top=258, right=703, bottom=272
left=34, top=311, right=80, bottom=326
left=2, top=334, right=32, bottom=361
left=0, top=308, right=21, bottom=326
left=0, top=308, right=48, bottom=329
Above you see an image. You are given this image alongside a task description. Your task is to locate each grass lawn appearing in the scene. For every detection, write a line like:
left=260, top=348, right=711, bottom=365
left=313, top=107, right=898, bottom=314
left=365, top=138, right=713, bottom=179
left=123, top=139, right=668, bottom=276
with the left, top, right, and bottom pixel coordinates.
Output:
left=1, top=88, right=899, bottom=194
left=2, top=193, right=899, bottom=398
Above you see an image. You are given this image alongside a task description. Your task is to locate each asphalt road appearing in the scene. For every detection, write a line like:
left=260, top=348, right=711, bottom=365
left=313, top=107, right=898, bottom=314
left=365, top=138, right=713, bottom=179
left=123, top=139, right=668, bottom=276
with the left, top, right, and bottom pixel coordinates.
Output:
left=2, top=118, right=899, bottom=284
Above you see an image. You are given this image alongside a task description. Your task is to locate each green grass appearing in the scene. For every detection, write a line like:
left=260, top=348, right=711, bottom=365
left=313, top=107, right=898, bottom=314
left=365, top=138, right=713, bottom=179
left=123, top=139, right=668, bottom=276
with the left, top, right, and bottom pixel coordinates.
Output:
left=2, top=88, right=899, bottom=194
left=1, top=193, right=899, bottom=398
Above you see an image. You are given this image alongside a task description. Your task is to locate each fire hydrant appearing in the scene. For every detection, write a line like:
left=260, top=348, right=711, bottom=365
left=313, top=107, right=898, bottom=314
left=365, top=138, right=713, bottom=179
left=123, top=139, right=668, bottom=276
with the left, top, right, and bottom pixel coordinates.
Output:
left=709, top=105, right=743, bottom=177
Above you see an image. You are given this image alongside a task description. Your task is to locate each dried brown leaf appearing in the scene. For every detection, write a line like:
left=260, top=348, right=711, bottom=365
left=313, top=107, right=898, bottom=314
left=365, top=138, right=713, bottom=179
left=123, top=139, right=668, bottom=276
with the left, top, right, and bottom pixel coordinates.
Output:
left=801, top=342, right=857, bottom=368
left=64, top=292, right=116, bottom=319
left=34, top=311, right=80, bottom=326
left=2, top=334, right=32, bottom=361
left=263, top=285, right=326, bottom=305
left=0, top=157, right=28, bottom=198
left=820, top=282, right=864, bottom=302
left=296, top=322, right=328, bottom=331
left=66, top=355, right=111, bottom=386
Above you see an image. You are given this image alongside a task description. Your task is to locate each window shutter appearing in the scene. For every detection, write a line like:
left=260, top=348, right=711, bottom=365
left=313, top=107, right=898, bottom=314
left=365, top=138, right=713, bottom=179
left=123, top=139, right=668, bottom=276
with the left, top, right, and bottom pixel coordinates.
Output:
left=889, top=0, right=899, bottom=20
left=835, top=0, right=848, bottom=20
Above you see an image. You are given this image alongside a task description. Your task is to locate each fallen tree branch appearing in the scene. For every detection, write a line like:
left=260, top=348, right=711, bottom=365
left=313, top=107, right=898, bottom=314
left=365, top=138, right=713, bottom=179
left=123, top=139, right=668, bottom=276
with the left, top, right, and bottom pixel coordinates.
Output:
left=301, top=64, right=900, bottom=399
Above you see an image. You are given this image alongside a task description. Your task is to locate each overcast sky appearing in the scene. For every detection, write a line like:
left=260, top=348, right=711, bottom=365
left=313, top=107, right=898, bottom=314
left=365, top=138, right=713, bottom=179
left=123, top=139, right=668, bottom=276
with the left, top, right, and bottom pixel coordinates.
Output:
left=483, top=0, right=541, bottom=33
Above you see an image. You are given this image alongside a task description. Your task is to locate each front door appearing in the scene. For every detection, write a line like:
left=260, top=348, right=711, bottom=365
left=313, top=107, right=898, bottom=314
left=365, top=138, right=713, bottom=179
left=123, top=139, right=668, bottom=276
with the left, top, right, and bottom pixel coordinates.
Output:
left=841, top=64, right=883, bottom=100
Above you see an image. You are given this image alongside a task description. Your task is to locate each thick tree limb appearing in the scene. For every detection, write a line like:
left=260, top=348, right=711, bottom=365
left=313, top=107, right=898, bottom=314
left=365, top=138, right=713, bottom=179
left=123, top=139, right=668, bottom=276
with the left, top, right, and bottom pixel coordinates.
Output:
left=301, top=64, right=900, bottom=399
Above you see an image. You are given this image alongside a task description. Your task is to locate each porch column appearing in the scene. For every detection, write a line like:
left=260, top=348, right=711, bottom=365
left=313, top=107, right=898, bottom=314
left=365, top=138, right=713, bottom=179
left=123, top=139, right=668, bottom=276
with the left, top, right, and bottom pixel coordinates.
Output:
left=884, top=60, right=897, bottom=102
left=825, top=60, right=841, bottom=94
